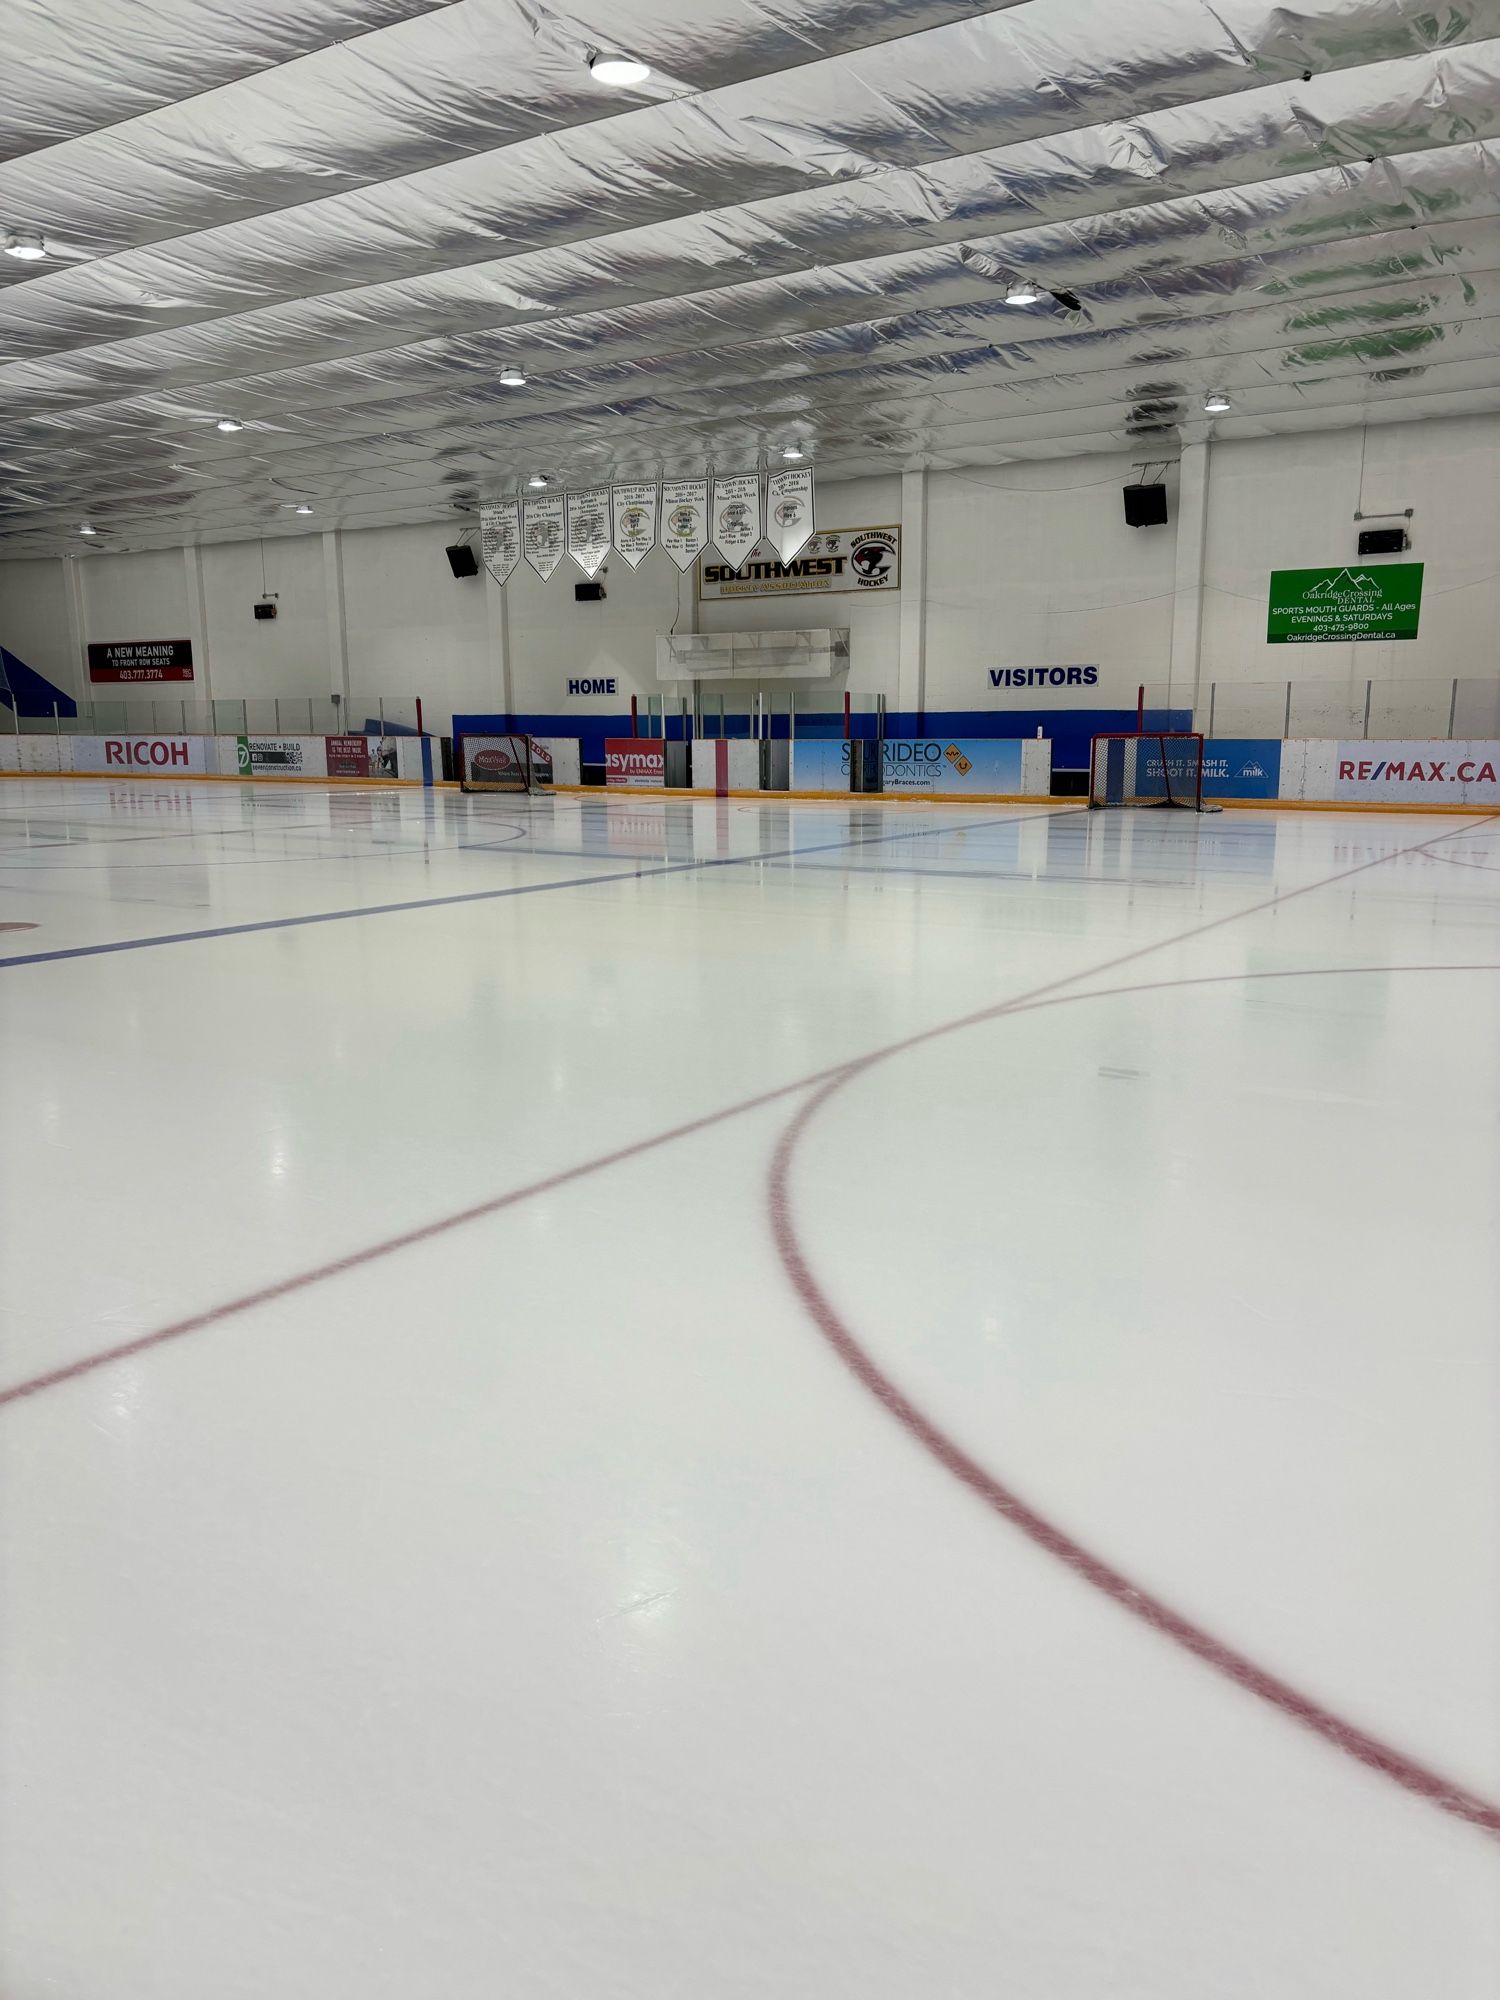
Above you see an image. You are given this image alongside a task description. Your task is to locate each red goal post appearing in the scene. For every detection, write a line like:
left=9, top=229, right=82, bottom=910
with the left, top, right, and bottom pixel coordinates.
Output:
left=1089, top=732, right=1221, bottom=812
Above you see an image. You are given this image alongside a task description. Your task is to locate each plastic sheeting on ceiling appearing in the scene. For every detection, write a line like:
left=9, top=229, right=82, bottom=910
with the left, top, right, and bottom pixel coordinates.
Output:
left=4, top=0, right=1500, bottom=554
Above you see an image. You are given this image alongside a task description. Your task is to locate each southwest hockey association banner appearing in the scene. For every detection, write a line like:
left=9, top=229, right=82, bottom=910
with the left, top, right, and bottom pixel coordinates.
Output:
left=567, top=487, right=611, bottom=578
left=699, top=524, right=900, bottom=600
left=611, top=483, right=658, bottom=568
left=660, top=478, right=709, bottom=572
left=523, top=493, right=565, bottom=581
left=480, top=500, right=521, bottom=585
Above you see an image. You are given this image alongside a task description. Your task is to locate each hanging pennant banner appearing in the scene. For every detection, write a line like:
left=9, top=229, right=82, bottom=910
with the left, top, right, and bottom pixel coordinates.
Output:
left=479, top=499, right=521, bottom=585
left=523, top=493, right=565, bottom=581
left=660, top=477, right=709, bottom=573
left=711, top=472, right=763, bottom=566
left=611, top=482, right=659, bottom=569
left=765, top=466, right=815, bottom=563
left=567, top=486, right=611, bottom=578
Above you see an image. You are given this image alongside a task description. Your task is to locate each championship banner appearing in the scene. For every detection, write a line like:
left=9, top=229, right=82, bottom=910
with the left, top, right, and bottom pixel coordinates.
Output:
left=710, top=472, right=762, bottom=565
left=567, top=486, right=611, bottom=578
left=765, top=465, right=814, bottom=563
left=611, top=482, right=658, bottom=568
left=660, top=477, right=709, bottom=572
left=480, top=500, right=521, bottom=586
left=523, top=493, right=565, bottom=581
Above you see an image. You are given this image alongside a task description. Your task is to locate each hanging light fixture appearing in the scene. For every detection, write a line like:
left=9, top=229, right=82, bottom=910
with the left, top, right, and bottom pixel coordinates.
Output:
left=216, top=416, right=244, bottom=433
left=780, top=444, right=806, bottom=461
left=294, top=504, right=314, bottom=515
left=78, top=523, right=98, bottom=536
left=1203, top=390, right=1231, bottom=413
left=498, top=362, right=527, bottom=388
left=588, top=51, right=651, bottom=87
left=526, top=473, right=551, bottom=489
left=1003, top=276, right=1043, bottom=306
left=3, top=230, right=47, bottom=261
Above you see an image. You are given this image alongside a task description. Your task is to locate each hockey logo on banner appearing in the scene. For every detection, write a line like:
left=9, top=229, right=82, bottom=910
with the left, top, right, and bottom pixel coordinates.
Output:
left=660, top=477, right=709, bottom=573
left=567, top=486, right=611, bottom=578
left=711, top=472, right=762, bottom=566
left=611, top=482, right=659, bottom=569
left=765, top=466, right=815, bottom=563
left=479, top=499, right=521, bottom=586
left=523, top=493, right=565, bottom=582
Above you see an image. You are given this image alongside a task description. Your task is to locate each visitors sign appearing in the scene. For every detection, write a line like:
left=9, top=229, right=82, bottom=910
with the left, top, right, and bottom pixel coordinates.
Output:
left=1266, top=564, right=1423, bottom=643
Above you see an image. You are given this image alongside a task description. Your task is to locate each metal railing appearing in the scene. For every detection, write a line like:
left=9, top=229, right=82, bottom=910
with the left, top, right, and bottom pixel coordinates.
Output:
left=7, top=694, right=424, bottom=737
left=1136, top=676, right=1500, bottom=742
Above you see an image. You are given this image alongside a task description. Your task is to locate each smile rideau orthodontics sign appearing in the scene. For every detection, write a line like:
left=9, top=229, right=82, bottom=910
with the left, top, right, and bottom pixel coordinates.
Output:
left=1267, top=564, right=1424, bottom=643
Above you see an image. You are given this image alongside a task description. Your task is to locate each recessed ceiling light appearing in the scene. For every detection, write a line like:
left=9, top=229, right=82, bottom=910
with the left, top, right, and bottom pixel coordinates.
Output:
left=498, top=362, right=527, bottom=388
left=215, top=416, right=244, bottom=433
left=294, top=503, right=314, bottom=515
left=3, top=231, right=47, bottom=261
left=1003, top=276, right=1043, bottom=306
left=588, top=51, right=651, bottom=87
left=1203, top=390, right=1231, bottom=413
left=780, top=444, right=806, bottom=461
left=78, top=523, right=97, bottom=536
left=526, top=473, right=551, bottom=489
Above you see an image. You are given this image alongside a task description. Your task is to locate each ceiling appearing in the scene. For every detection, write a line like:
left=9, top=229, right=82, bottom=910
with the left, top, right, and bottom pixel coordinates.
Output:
left=5, top=0, right=1500, bottom=559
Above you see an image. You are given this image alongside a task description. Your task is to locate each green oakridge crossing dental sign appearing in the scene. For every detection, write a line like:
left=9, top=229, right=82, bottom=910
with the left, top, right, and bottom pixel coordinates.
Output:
left=1266, top=563, right=1424, bottom=643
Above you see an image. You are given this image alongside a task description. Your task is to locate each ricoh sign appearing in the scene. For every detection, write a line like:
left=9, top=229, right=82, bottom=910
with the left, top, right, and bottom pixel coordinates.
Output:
left=70, top=736, right=212, bottom=773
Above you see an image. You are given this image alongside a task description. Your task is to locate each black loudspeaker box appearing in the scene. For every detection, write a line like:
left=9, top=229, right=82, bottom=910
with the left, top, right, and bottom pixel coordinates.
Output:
left=1123, top=484, right=1169, bottom=528
left=446, top=543, right=480, bottom=578
left=1357, top=526, right=1409, bottom=556
left=574, top=580, right=606, bottom=602
left=253, top=600, right=277, bottom=621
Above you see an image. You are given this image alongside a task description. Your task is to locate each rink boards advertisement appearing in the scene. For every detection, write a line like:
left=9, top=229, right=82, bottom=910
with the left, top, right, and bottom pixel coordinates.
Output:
left=793, top=738, right=1024, bottom=794
left=1133, top=739, right=1283, bottom=802
left=1332, top=742, right=1500, bottom=805
left=605, top=739, right=665, bottom=788
left=68, top=735, right=215, bottom=774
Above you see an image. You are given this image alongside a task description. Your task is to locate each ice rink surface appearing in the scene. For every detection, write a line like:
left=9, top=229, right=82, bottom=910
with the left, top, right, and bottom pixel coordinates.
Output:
left=1, top=777, right=1497, bottom=1999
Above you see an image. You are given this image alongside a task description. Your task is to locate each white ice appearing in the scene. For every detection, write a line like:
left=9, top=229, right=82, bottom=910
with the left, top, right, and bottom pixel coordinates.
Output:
left=0, top=779, right=1497, bottom=1998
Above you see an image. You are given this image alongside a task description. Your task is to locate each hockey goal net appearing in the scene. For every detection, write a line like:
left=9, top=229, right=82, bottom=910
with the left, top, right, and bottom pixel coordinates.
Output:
left=458, top=734, right=542, bottom=793
left=1088, top=733, right=1220, bottom=812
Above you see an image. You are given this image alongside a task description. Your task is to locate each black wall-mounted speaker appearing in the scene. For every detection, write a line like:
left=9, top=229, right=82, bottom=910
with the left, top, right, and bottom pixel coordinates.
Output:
left=574, top=580, right=606, bottom=602
left=253, top=600, right=277, bottom=621
left=1357, top=526, right=1409, bottom=556
left=1123, top=484, right=1169, bottom=528
left=445, top=542, right=480, bottom=578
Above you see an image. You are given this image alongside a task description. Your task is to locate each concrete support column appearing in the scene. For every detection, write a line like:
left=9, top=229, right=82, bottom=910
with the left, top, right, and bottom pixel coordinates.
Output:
left=322, top=530, right=351, bottom=723
left=61, top=554, right=88, bottom=706
left=898, top=467, right=928, bottom=720
left=182, top=543, right=214, bottom=711
left=484, top=567, right=513, bottom=720
left=1168, top=442, right=1210, bottom=725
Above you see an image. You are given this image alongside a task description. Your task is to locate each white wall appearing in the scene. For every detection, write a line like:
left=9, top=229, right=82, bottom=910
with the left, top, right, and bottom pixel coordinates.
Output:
left=5, top=429, right=1500, bottom=730
left=203, top=536, right=328, bottom=699
left=1201, top=416, right=1500, bottom=705
left=0, top=558, right=76, bottom=700
left=923, top=454, right=1176, bottom=713
left=80, top=548, right=188, bottom=648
